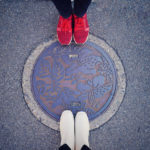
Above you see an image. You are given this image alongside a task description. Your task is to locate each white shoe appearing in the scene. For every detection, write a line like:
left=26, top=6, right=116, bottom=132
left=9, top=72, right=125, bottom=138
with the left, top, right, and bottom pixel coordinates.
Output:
left=75, top=111, right=90, bottom=150
left=60, top=110, right=74, bottom=150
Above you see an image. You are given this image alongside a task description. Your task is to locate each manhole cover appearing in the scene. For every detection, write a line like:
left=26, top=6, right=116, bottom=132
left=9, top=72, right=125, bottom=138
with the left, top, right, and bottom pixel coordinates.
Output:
left=22, top=35, right=126, bottom=130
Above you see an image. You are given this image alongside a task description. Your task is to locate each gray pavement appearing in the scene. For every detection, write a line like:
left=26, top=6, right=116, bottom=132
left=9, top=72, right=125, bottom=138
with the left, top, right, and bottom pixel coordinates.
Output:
left=0, top=0, right=150, bottom=150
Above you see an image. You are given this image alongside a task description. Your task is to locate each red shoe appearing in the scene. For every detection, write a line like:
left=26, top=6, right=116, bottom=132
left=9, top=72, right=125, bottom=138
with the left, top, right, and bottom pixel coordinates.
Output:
left=73, top=13, right=89, bottom=44
left=57, top=15, right=72, bottom=45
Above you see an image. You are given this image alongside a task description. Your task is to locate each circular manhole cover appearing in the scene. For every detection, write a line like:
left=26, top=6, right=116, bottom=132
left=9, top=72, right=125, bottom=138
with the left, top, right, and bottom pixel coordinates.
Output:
left=22, top=35, right=126, bottom=130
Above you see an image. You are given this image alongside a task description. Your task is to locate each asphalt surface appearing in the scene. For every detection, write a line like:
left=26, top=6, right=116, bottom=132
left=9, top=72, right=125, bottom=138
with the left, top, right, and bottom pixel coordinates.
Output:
left=0, top=0, right=150, bottom=150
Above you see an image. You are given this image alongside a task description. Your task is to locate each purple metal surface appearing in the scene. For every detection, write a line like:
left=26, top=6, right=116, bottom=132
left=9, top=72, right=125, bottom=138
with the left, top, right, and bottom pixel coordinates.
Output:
left=32, top=41, right=117, bottom=121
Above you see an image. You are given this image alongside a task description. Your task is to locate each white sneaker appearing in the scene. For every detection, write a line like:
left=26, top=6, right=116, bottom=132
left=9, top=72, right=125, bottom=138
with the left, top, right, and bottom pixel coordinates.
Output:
left=60, top=110, right=75, bottom=150
left=75, top=111, right=90, bottom=150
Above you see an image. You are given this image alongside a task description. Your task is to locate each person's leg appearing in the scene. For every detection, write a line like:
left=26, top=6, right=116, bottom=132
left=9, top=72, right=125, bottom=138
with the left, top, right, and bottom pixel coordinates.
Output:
left=51, top=0, right=72, bottom=18
left=73, top=0, right=91, bottom=44
left=59, top=110, right=75, bottom=150
left=52, top=0, right=73, bottom=45
left=59, top=144, right=71, bottom=150
left=81, top=145, right=91, bottom=150
left=74, top=0, right=91, bottom=17
left=75, top=112, right=91, bottom=150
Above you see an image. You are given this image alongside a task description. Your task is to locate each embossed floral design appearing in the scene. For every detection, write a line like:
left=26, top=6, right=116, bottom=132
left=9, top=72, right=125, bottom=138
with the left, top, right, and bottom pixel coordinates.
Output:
left=32, top=42, right=116, bottom=120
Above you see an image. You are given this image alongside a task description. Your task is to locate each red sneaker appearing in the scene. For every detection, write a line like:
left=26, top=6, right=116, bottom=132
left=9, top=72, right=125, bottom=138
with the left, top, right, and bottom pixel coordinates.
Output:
left=57, top=15, right=72, bottom=45
left=73, top=13, right=89, bottom=44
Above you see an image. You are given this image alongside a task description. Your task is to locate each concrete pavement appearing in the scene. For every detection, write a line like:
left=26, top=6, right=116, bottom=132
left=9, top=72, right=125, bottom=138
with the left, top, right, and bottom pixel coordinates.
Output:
left=0, top=0, right=150, bottom=149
